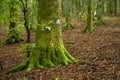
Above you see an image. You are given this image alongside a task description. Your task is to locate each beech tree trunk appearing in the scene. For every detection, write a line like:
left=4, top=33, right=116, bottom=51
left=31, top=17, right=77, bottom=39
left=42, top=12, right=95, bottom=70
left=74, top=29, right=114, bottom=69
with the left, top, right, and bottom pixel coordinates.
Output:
left=5, top=0, right=76, bottom=74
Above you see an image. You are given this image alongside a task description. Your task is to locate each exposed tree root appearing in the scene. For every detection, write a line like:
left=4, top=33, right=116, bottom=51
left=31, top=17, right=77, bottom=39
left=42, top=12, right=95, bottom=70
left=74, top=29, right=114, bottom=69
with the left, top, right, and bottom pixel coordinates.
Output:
left=5, top=59, right=28, bottom=74
left=5, top=46, right=76, bottom=74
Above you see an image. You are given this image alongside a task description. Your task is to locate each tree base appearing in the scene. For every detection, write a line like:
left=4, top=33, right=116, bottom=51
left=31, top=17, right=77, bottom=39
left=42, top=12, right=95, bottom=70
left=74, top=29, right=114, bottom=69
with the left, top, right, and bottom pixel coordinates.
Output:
left=5, top=46, right=77, bottom=74
left=83, top=27, right=95, bottom=33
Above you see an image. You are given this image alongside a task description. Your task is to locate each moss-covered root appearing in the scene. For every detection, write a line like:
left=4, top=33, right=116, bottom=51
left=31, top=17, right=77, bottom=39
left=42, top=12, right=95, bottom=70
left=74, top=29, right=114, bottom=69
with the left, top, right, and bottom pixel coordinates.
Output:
left=5, top=58, right=43, bottom=74
left=5, top=48, right=76, bottom=74
left=54, top=47, right=76, bottom=66
left=5, top=59, right=28, bottom=74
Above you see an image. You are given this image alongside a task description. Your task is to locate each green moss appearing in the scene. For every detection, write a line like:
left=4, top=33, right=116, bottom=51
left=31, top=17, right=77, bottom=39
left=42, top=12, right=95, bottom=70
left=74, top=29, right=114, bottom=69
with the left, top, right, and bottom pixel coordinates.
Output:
left=54, top=78, right=60, bottom=80
left=4, top=28, right=22, bottom=44
left=5, top=59, right=28, bottom=74
left=4, top=0, right=22, bottom=44
left=83, top=0, right=95, bottom=33
left=63, top=14, right=73, bottom=30
left=5, top=0, right=76, bottom=74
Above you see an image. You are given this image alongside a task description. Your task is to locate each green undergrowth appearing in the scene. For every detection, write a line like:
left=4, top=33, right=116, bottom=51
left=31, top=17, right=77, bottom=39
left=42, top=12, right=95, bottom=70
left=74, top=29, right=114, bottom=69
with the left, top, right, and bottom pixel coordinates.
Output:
left=19, top=43, right=36, bottom=57
left=67, top=41, right=75, bottom=45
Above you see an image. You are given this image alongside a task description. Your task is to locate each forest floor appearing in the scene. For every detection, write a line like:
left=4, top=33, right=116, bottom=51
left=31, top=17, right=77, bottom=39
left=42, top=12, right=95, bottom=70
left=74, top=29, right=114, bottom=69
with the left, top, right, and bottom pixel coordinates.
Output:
left=0, top=17, right=120, bottom=80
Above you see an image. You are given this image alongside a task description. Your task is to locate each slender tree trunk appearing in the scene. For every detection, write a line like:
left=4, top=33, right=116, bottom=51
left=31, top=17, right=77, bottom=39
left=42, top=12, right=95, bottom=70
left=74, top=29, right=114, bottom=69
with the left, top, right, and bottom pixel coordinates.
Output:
left=84, top=0, right=94, bottom=33
left=19, top=0, right=31, bottom=57
left=64, top=13, right=73, bottom=30
left=20, top=0, right=31, bottom=43
left=23, top=8, right=30, bottom=43
left=62, top=0, right=73, bottom=30
left=114, top=0, right=117, bottom=16
left=23, top=7, right=31, bottom=57
left=76, top=0, right=82, bottom=18
left=107, top=0, right=113, bottom=16
left=5, top=0, right=76, bottom=74
left=95, top=0, right=105, bottom=26
left=119, top=0, right=120, bottom=13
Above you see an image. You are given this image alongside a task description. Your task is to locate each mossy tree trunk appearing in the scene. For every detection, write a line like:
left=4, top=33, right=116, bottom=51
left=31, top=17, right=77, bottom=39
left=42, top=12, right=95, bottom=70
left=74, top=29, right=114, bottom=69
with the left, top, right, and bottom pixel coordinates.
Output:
left=62, top=0, right=73, bottom=30
left=114, top=0, right=117, bottom=16
left=107, top=0, right=113, bottom=16
left=119, top=0, right=120, bottom=13
left=5, top=0, right=76, bottom=74
left=84, top=0, right=94, bottom=33
left=64, top=13, right=73, bottom=30
left=95, top=0, right=105, bottom=26
left=76, top=0, right=83, bottom=18
left=5, top=0, right=22, bottom=44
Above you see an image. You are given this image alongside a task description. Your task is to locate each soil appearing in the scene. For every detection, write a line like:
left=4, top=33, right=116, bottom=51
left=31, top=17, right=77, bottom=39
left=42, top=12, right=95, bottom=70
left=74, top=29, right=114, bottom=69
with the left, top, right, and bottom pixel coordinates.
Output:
left=0, top=17, right=120, bottom=80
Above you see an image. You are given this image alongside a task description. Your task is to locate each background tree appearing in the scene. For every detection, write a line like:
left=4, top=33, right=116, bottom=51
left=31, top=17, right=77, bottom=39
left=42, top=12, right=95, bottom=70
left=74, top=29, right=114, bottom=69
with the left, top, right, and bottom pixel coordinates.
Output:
left=94, top=0, right=105, bottom=26
left=75, top=0, right=83, bottom=18
left=119, top=0, right=120, bottom=14
left=0, top=0, right=10, bottom=28
left=19, top=0, right=35, bottom=43
left=19, top=0, right=34, bottom=57
left=114, top=0, right=117, bottom=16
left=106, top=0, right=114, bottom=16
left=5, top=0, right=22, bottom=44
left=62, top=0, right=73, bottom=30
left=84, top=0, right=94, bottom=33
left=5, top=0, right=76, bottom=74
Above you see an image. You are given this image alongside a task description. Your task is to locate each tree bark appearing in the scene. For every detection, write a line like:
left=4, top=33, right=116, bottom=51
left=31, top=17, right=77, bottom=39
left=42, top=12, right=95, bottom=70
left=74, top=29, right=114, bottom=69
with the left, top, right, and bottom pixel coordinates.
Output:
left=5, top=0, right=76, bottom=74
left=95, top=0, right=105, bottom=26
left=114, top=0, right=117, bottom=16
left=84, top=0, right=94, bottom=33
left=5, top=0, right=22, bottom=44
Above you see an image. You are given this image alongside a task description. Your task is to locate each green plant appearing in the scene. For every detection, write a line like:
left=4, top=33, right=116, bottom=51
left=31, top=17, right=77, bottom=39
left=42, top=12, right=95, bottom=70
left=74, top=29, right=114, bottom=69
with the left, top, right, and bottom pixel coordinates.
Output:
left=55, top=78, right=60, bottom=80
left=5, top=27, right=22, bottom=43
left=67, top=41, right=75, bottom=45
